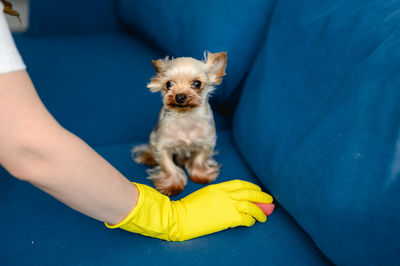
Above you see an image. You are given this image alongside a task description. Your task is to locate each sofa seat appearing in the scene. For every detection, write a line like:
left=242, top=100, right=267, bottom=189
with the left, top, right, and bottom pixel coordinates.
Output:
left=0, top=130, right=330, bottom=265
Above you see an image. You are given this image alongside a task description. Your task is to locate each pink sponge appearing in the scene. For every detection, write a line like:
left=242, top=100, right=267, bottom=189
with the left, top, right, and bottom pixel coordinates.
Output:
left=254, top=203, right=275, bottom=216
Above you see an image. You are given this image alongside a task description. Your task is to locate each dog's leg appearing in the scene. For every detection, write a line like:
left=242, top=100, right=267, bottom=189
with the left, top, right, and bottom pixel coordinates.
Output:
left=186, top=148, right=219, bottom=184
left=148, top=149, right=187, bottom=196
left=131, top=144, right=157, bottom=166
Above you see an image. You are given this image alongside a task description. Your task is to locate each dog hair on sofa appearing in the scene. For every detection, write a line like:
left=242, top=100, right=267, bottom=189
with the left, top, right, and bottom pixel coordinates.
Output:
left=132, top=52, right=227, bottom=196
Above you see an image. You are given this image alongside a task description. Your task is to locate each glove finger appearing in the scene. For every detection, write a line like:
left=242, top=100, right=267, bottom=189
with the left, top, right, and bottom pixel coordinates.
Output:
left=237, top=201, right=267, bottom=223
left=214, top=179, right=261, bottom=192
left=229, top=190, right=273, bottom=204
left=239, top=213, right=256, bottom=227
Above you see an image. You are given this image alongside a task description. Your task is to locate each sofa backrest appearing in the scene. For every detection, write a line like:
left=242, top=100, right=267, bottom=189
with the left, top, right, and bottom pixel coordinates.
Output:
left=116, top=0, right=275, bottom=110
left=27, top=0, right=120, bottom=36
left=233, top=1, right=400, bottom=265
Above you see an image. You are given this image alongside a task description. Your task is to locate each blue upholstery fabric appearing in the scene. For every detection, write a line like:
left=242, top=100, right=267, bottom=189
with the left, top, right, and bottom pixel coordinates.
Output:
left=233, top=1, right=400, bottom=265
left=2, top=0, right=399, bottom=264
left=28, top=0, right=120, bottom=36
left=117, top=0, right=275, bottom=108
left=0, top=131, right=329, bottom=266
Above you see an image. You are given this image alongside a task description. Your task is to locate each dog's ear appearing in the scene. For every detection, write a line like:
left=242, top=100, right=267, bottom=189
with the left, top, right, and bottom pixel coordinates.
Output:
left=205, top=51, right=227, bottom=85
left=147, top=77, right=163, bottom=92
left=151, top=56, right=170, bottom=73
left=152, top=59, right=164, bottom=73
left=148, top=57, right=170, bottom=92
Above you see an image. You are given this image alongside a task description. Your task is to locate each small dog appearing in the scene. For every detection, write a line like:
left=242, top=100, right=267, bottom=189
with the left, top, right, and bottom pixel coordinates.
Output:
left=132, top=51, right=227, bottom=196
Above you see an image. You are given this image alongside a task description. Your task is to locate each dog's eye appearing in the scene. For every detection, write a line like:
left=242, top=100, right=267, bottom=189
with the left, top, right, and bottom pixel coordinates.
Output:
left=193, top=80, right=202, bottom=89
left=166, top=81, right=173, bottom=90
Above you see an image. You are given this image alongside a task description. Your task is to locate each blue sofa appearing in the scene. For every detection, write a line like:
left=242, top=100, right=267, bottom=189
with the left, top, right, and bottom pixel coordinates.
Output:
left=1, top=1, right=399, bottom=265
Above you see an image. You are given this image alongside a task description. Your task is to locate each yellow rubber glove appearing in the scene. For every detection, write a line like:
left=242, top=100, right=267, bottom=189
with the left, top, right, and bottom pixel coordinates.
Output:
left=105, top=179, right=273, bottom=241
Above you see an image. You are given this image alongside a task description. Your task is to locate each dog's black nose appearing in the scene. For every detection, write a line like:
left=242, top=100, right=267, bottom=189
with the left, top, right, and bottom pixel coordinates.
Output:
left=175, top=94, right=187, bottom=104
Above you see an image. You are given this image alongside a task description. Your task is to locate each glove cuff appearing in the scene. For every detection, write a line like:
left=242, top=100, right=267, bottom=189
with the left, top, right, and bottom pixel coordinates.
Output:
left=105, top=182, right=144, bottom=229
left=104, top=182, right=181, bottom=241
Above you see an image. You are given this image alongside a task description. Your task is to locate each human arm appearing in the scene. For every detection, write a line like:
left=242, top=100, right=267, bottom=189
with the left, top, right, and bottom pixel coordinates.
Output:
left=0, top=70, right=139, bottom=225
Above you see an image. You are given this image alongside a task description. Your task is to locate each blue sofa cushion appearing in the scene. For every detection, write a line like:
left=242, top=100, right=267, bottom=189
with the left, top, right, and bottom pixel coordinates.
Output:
left=117, top=0, right=275, bottom=108
left=0, top=130, right=330, bottom=265
left=27, top=0, right=120, bottom=36
left=233, top=1, right=400, bottom=265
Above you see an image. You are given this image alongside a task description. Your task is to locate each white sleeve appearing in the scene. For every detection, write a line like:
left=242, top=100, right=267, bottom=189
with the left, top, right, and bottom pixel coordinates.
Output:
left=0, top=3, right=26, bottom=74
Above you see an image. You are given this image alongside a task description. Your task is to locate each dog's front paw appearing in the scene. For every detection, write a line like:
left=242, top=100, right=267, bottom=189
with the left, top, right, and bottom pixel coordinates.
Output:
left=148, top=166, right=187, bottom=196
left=154, top=179, right=185, bottom=196
left=188, top=160, right=220, bottom=185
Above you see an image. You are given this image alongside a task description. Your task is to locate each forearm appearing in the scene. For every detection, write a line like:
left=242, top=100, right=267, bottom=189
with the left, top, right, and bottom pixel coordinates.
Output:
left=21, top=126, right=138, bottom=225
left=0, top=70, right=138, bottom=225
